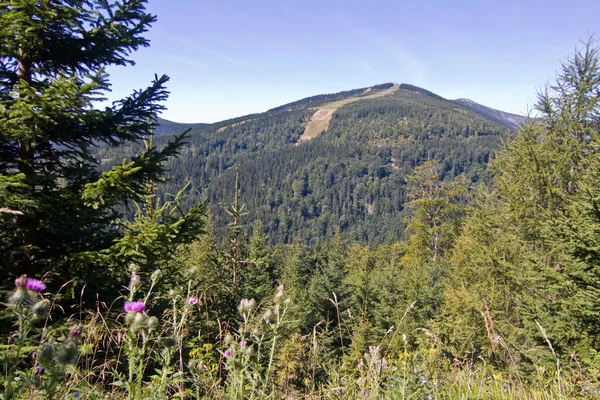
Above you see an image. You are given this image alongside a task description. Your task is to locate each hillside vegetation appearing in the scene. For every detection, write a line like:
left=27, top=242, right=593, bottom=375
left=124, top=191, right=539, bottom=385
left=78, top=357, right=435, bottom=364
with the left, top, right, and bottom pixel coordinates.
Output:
left=98, top=81, right=513, bottom=244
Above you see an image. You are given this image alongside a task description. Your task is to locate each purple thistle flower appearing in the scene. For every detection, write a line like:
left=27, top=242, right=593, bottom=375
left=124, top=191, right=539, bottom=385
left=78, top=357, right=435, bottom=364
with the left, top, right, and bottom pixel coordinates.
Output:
left=26, top=278, right=46, bottom=293
left=188, top=296, right=198, bottom=305
left=124, top=300, right=145, bottom=313
left=224, top=349, right=232, bottom=357
left=15, top=275, right=28, bottom=288
left=69, top=326, right=83, bottom=338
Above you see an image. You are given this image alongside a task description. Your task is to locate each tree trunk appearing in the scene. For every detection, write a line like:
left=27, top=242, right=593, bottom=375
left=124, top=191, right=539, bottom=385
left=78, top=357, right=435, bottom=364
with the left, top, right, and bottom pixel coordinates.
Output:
left=17, top=49, right=38, bottom=276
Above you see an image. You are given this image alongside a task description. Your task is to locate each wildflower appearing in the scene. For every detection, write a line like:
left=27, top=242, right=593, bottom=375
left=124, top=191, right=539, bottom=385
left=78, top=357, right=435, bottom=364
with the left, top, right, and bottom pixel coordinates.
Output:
left=275, top=284, right=284, bottom=302
left=238, top=298, right=256, bottom=313
left=15, top=275, right=28, bottom=288
left=74, top=392, right=80, bottom=398
left=422, top=379, right=428, bottom=385
left=9, top=276, right=31, bottom=308
left=263, top=309, right=273, bottom=322
left=188, top=296, right=198, bottom=305
left=26, top=278, right=46, bottom=293
left=240, top=340, right=247, bottom=348
left=37, top=366, right=44, bottom=375
left=69, top=325, right=83, bottom=339
left=124, top=300, right=145, bottom=313
left=224, top=349, right=232, bottom=357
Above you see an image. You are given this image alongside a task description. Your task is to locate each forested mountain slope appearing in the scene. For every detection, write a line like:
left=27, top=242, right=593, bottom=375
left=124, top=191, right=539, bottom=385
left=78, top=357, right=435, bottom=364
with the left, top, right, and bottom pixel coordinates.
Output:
left=97, top=83, right=516, bottom=244
left=453, top=98, right=528, bottom=128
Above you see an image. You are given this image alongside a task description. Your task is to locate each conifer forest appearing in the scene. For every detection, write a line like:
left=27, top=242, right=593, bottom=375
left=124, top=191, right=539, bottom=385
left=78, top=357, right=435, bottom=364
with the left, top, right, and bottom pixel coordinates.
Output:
left=1, top=1, right=600, bottom=398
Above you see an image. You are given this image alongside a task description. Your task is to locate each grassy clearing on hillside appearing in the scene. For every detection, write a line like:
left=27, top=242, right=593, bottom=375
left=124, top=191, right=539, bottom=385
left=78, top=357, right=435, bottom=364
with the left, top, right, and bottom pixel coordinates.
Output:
left=299, top=84, right=399, bottom=142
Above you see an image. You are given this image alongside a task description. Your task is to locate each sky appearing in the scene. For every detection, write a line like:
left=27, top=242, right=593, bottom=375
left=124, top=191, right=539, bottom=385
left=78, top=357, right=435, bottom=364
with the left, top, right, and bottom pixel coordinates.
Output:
left=103, top=0, right=600, bottom=123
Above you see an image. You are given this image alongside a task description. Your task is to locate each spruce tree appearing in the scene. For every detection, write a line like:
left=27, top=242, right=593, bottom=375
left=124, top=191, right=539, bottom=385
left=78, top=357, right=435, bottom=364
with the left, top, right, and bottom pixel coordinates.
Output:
left=439, top=38, right=600, bottom=370
left=0, top=1, right=205, bottom=290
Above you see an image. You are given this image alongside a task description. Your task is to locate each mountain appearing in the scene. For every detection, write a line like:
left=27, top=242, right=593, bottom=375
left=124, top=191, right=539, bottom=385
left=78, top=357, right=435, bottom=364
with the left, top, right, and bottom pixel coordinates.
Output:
left=453, top=98, right=529, bottom=129
left=153, top=117, right=208, bottom=136
left=97, top=83, right=517, bottom=244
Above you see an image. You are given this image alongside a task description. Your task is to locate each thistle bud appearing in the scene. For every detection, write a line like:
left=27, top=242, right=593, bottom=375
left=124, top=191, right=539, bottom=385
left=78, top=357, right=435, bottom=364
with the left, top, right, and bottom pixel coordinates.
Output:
left=8, top=286, right=31, bottom=308
left=163, top=336, right=177, bottom=348
left=130, top=274, right=141, bottom=289
left=224, top=333, right=234, bottom=345
left=146, top=316, right=159, bottom=330
left=39, top=343, right=55, bottom=364
left=239, top=298, right=254, bottom=314
left=125, top=311, right=135, bottom=325
left=129, top=263, right=140, bottom=274
left=132, top=312, right=147, bottom=330
left=151, top=269, right=161, bottom=282
left=69, top=326, right=83, bottom=339
left=274, top=285, right=284, bottom=303
left=32, top=299, right=51, bottom=318
left=187, top=267, right=199, bottom=279
left=263, top=309, right=273, bottom=323
left=55, top=341, right=79, bottom=365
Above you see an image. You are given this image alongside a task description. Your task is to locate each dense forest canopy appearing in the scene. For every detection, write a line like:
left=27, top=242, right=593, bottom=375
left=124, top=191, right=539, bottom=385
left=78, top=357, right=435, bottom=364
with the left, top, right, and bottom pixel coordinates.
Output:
left=1, top=1, right=599, bottom=398
left=98, top=81, right=514, bottom=244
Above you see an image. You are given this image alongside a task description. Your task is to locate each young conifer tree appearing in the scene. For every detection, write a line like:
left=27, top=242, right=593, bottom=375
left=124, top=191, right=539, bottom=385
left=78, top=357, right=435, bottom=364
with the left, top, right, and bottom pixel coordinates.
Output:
left=0, top=1, right=204, bottom=289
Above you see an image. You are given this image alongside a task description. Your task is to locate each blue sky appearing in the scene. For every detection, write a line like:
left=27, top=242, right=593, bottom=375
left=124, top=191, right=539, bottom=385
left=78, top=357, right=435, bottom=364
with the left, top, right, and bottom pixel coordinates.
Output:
left=104, top=0, right=600, bottom=123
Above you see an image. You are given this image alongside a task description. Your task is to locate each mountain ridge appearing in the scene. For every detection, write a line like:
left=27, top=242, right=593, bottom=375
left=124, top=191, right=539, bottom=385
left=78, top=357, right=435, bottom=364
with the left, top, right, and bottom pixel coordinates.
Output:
left=101, top=83, right=520, bottom=244
left=453, top=98, right=529, bottom=129
left=156, top=83, right=526, bottom=132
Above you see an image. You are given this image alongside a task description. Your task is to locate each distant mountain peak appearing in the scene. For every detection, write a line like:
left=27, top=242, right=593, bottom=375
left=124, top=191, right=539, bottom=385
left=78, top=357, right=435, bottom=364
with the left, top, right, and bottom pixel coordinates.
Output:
left=452, top=98, right=528, bottom=129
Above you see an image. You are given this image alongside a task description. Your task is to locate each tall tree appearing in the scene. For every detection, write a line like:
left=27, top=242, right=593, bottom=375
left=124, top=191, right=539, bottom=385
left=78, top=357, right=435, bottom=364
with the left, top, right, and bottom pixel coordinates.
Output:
left=0, top=1, right=204, bottom=289
left=438, top=38, right=600, bottom=370
left=404, top=160, right=466, bottom=264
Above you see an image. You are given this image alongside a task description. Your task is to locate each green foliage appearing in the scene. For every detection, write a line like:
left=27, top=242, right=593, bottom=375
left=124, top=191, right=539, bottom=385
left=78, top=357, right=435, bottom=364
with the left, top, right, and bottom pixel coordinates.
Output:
left=95, top=82, right=511, bottom=246
left=0, top=1, right=205, bottom=294
left=438, top=38, right=600, bottom=374
left=3, top=2, right=600, bottom=398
